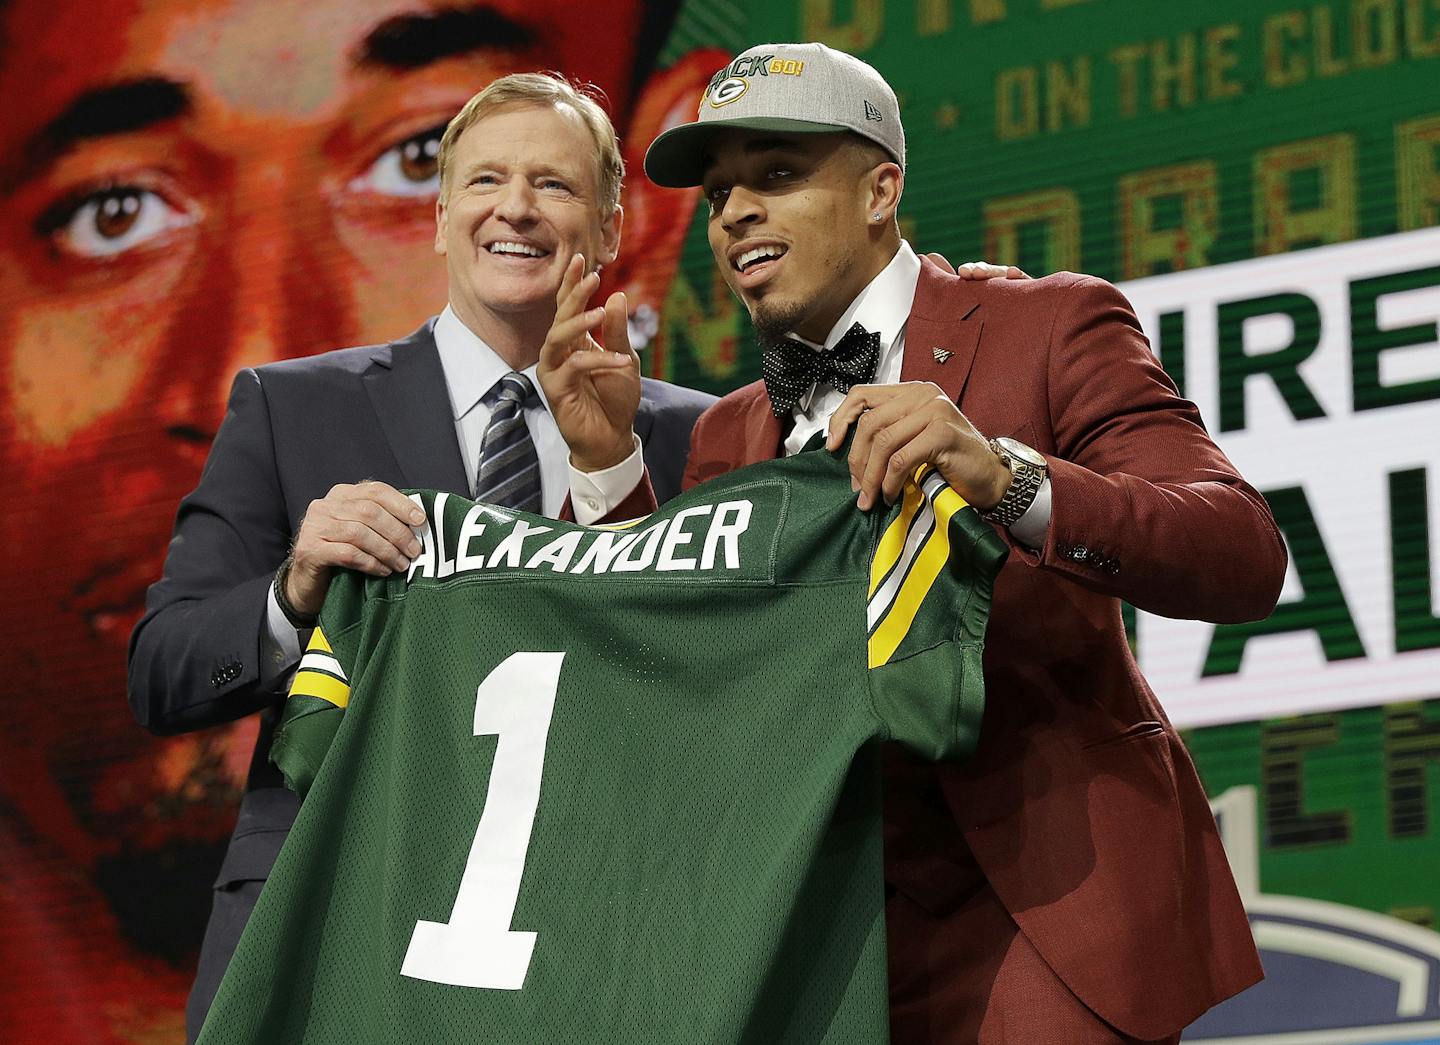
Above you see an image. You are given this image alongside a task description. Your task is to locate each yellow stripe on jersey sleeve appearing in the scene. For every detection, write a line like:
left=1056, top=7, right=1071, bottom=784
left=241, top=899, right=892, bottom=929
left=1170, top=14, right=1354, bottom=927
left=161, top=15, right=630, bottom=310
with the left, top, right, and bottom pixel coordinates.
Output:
left=869, top=478, right=925, bottom=598
left=867, top=484, right=969, bottom=668
left=289, top=670, right=351, bottom=708
left=289, top=627, right=350, bottom=708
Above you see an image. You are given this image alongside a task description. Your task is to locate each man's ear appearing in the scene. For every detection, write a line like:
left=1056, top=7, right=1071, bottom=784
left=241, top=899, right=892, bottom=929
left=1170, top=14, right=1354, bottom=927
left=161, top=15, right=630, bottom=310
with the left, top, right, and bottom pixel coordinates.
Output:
left=599, top=205, right=623, bottom=268
left=600, top=47, right=730, bottom=314
left=434, top=194, right=449, bottom=256
left=868, top=163, right=903, bottom=223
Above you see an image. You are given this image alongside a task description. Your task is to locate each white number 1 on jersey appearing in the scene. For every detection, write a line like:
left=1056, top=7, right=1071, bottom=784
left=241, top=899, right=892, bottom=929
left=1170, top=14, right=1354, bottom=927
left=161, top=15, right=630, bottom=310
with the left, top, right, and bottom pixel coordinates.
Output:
left=401, top=651, right=564, bottom=990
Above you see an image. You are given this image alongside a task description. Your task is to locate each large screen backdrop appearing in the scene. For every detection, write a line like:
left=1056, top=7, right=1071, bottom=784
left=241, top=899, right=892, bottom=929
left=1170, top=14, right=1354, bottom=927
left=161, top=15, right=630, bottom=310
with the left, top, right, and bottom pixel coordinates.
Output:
left=1, top=0, right=1436, bottom=1041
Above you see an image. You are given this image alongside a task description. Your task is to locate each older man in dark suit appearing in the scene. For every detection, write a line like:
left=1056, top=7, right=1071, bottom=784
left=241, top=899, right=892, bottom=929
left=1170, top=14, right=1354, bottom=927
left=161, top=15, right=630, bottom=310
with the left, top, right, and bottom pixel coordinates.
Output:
left=128, top=73, right=714, bottom=1043
left=543, top=43, right=1287, bottom=1044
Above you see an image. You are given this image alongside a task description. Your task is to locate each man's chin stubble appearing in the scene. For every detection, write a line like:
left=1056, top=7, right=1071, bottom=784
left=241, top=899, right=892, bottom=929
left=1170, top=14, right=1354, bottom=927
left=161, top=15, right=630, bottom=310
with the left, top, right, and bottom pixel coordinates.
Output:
left=750, top=298, right=809, bottom=349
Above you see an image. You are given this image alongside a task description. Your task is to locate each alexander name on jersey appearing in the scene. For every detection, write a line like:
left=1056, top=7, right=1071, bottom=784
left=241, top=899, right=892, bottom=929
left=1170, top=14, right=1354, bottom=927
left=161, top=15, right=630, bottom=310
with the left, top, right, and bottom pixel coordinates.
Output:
left=403, top=484, right=782, bottom=585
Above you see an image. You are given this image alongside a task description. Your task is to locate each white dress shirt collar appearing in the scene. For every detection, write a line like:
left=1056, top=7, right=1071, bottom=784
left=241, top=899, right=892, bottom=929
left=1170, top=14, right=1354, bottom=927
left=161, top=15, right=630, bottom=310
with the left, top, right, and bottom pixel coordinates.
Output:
left=432, top=305, right=554, bottom=416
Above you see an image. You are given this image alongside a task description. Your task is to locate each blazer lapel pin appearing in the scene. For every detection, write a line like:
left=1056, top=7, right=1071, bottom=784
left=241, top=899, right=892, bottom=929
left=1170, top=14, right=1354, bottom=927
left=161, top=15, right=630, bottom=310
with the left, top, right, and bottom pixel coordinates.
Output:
left=932, top=347, right=953, bottom=364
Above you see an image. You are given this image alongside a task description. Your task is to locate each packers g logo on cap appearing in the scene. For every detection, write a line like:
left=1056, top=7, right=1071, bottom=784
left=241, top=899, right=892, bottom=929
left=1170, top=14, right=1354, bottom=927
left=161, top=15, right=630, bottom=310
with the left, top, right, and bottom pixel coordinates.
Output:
left=710, top=77, right=747, bottom=108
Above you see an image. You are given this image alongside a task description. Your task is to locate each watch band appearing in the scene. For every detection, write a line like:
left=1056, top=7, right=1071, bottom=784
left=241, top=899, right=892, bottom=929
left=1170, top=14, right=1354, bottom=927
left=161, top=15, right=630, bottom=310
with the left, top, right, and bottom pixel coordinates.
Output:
left=273, top=553, right=319, bottom=630
left=983, top=439, right=1046, bottom=528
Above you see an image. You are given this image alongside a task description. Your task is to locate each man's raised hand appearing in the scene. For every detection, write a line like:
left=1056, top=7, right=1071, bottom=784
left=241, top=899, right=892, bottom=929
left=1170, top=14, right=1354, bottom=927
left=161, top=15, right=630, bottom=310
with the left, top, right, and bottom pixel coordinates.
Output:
left=537, top=254, right=642, bottom=473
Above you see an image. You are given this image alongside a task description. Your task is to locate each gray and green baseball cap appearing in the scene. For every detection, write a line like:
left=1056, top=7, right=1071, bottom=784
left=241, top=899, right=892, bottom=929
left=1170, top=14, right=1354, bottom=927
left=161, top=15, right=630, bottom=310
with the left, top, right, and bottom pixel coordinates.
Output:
left=644, top=42, right=905, bottom=188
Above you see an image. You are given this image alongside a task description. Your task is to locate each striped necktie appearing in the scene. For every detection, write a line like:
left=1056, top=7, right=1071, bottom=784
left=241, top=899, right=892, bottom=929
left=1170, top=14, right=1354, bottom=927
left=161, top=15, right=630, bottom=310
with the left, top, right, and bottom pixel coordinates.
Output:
left=474, top=372, right=542, bottom=513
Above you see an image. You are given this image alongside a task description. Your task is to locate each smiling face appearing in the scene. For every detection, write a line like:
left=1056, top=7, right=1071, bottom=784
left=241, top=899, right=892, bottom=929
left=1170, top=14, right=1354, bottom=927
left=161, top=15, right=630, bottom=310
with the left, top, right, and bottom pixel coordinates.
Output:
left=701, top=129, right=899, bottom=345
left=435, top=101, right=621, bottom=359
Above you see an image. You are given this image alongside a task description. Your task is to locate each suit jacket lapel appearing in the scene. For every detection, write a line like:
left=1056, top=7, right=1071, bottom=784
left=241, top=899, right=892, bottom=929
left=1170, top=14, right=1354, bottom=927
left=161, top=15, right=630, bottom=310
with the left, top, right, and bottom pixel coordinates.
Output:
left=363, top=321, right=471, bottom=495
left=633, top=395, right=657, bottom=453
left=901, top=260, right=983, bottom=409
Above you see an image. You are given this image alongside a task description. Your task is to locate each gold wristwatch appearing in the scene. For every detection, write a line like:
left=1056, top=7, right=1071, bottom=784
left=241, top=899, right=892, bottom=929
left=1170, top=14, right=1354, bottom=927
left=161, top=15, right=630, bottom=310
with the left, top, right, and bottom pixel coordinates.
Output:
left=983, top=437, right=1047, bottom=527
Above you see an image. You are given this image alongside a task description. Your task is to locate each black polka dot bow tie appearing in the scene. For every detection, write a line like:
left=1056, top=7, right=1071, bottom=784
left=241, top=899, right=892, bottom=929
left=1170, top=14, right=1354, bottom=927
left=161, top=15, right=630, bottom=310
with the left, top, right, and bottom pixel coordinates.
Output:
left=761, top=322, right=883, bottom=419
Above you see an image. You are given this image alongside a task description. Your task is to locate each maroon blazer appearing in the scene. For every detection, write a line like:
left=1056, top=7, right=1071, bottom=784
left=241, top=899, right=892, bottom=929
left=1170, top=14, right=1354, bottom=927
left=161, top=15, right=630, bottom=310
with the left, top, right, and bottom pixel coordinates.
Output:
left=615, top=263, right=1285, bottom=1039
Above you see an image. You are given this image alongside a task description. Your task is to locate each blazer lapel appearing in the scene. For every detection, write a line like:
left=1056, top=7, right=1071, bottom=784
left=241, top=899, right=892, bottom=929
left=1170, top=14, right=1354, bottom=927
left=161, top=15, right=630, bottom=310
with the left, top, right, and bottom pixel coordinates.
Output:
left=362, top=321, right=471, bottom=495
left=740, top=383, right=785, bottom=466
left=901, top=260, right=984, bottom=409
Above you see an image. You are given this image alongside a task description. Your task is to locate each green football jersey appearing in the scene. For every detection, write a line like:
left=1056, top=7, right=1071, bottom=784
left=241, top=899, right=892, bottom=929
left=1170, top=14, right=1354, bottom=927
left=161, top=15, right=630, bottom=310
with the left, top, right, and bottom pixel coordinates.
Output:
left=198, top=442, right=1006, bottom=1045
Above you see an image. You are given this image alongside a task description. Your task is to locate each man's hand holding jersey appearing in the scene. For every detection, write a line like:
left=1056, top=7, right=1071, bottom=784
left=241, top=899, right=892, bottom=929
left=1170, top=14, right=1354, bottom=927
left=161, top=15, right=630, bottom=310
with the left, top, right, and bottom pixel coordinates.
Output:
left=825, top=383, right=1013, bottom=514
left=286, top=482, right=425, bottom=616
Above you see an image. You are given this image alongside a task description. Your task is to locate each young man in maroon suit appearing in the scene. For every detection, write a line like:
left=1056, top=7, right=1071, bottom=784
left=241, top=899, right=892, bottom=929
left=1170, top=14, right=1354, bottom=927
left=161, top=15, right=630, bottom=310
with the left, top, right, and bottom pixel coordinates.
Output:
left=540, top=42, right=1287, bottom=1044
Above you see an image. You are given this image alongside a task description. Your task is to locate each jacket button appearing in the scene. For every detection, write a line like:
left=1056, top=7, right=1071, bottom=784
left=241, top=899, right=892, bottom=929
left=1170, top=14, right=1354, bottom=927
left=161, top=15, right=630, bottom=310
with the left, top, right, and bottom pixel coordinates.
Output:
left=1068, top=545, right=1090, bottom=563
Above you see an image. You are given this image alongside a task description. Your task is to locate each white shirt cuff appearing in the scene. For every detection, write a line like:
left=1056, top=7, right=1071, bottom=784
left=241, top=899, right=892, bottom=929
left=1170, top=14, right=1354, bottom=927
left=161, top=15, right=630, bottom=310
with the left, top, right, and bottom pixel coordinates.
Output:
left=1007, top=476, right=1052, bottom=550
left=262, top=583, right=305, bottom=685
left=569, top=434, right=644, bottom=525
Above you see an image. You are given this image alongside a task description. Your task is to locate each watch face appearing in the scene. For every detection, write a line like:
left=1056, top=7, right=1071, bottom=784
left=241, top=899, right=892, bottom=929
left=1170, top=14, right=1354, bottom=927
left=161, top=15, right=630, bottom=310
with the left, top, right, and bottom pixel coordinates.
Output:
left=995, top=437, right=1046, bottom=468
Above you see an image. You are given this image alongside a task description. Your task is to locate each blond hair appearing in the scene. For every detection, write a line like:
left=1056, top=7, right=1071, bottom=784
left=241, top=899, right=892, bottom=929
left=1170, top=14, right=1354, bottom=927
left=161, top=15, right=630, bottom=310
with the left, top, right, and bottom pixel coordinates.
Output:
left=438, top=73, right=624, bottom=216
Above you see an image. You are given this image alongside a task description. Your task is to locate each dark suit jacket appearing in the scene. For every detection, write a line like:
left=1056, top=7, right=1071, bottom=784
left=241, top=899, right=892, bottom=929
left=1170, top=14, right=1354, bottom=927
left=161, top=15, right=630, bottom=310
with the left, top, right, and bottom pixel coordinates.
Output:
left=128, top=317, right=714, bottom=890
left=613, top=264, right=1285, bottom=1040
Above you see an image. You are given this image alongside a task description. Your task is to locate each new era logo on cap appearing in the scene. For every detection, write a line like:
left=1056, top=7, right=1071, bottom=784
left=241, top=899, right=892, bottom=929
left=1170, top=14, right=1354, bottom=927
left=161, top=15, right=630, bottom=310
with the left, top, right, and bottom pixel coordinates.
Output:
left=864, top=99, right=883, bottom=122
